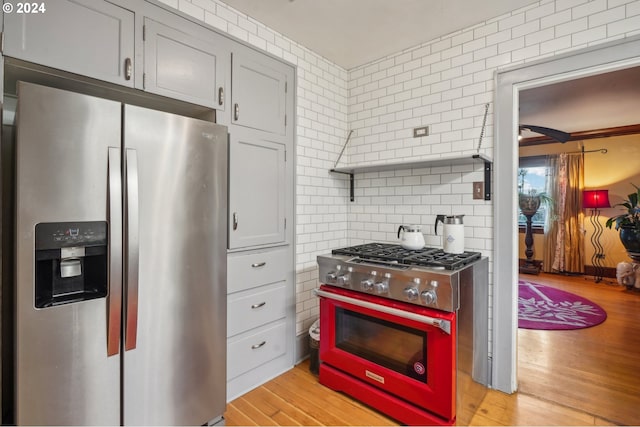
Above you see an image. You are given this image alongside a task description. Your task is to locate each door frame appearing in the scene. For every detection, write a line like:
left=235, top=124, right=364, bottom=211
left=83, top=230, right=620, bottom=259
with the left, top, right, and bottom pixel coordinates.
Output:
left=493, top=34, right=640, bottom=393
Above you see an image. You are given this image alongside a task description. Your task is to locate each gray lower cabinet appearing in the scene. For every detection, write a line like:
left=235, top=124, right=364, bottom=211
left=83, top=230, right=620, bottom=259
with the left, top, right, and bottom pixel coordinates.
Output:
left=3, top=0, right=135, bottom=87
left=226, top=248, right=293, bottom=401
left=143, top=17, right=228, bottom=109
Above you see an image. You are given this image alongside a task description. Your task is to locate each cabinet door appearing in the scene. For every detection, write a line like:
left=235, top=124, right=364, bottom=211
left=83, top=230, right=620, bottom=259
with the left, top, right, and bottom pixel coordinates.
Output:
left=231, top=51, right=287, bottom=135
left=3, top=0, right=134, bottom=87
left=229, top=129, right=286, bottom=249
left=143, top=18, right=227, bottom=109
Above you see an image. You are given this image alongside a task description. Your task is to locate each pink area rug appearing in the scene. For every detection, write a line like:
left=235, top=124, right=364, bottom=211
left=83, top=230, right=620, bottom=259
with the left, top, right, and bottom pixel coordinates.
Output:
left=518, top=281, right=607, bottom=330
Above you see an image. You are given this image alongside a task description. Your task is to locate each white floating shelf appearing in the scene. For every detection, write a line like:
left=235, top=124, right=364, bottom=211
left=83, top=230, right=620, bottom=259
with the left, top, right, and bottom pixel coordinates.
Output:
left=330, top=154, right=492, bottom=201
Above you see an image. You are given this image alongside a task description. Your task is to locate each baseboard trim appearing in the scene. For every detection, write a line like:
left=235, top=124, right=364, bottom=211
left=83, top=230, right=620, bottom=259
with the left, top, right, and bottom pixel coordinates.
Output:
left=518, top=259, right=617, bottom=279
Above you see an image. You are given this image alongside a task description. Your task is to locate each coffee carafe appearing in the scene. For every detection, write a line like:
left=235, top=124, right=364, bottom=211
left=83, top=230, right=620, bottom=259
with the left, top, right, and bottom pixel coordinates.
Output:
left=434, top=215, right=465, bottom=254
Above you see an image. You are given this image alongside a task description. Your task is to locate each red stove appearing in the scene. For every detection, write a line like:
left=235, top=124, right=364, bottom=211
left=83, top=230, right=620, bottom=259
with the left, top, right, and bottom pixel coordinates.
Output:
left=315, top=243, right=489, bottom=426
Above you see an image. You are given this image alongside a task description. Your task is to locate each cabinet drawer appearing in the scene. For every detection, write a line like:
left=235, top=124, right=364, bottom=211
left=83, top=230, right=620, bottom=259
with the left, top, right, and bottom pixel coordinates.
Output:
left=227, top=321, right=287, bottom=380
left=227, top=249, right=288, bottom=293
left=228, top=283, right=287, bottom=337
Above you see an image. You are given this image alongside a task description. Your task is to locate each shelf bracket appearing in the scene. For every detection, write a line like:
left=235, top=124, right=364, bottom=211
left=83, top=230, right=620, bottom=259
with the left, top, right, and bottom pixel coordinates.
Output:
left=473, top=154, right=492, bottom=201
left=330, top=170, right=354, bottom=202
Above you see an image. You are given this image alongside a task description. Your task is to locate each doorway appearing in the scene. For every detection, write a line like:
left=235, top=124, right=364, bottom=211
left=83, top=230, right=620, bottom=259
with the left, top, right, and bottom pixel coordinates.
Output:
left=493, top=35, right=640, bottom=393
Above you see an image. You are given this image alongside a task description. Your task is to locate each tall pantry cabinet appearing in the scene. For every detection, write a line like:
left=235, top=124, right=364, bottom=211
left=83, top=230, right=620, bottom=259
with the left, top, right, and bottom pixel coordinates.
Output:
left=225, top=44, right=295, bottom=400
left=1, top=0, right=296, bottom=405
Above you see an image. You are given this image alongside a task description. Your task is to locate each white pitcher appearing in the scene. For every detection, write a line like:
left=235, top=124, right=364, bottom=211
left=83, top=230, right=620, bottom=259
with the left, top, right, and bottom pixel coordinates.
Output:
left=397, top=225, right=425, bottom=250
left=435, top=215, right=465, bottom=254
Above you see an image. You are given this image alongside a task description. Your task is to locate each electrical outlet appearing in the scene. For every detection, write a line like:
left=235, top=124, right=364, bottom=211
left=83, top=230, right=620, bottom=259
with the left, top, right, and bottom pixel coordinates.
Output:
left=413, top=126, right=429, bottom=137
left=473, top=182, right=484, bottom=199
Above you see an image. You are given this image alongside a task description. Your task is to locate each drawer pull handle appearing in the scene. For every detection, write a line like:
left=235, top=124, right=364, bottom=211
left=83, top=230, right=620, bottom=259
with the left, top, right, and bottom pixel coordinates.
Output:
left=251, top=341, right=266, bottom=350
left=251, top=302, right=266, bottom=309
left=251, top=262, right=266, bottom=268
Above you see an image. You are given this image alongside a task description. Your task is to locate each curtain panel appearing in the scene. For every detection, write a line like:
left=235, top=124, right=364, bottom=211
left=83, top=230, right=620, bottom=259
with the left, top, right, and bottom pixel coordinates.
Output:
left=543, top=153, right=585, bottom=273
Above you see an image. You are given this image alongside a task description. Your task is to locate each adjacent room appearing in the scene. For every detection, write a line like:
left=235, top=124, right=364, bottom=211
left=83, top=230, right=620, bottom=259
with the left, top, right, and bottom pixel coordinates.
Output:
left=516, top=65, right=640, bottom=425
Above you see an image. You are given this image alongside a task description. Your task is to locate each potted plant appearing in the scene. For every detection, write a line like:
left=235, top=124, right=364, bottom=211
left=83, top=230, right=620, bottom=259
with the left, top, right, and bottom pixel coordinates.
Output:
left=605, top=183, right=640, bottom=259
left=518, top=170, right=552, bottom=215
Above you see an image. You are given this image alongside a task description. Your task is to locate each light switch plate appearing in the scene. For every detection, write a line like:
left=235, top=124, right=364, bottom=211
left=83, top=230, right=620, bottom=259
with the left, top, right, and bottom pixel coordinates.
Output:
left=473, top=182, right=484, bottom=199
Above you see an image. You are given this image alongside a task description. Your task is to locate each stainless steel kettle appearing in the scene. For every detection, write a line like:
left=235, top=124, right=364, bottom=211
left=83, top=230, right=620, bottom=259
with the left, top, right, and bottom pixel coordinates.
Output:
left=435, top=215, right=465, bottom=254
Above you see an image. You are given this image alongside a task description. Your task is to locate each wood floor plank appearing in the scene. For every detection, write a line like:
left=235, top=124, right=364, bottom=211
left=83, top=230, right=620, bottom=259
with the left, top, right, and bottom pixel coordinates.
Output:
left=224, top=401, right=259, bottom=426
left=470, top=390, right=616, bottom=426
left=227, top=395, right=279, bottom=426
left=242, top=385, right=323, bottom=426
left=267, top=374, right=361, bottom=426
left=275, top=366, right=399, bottom=426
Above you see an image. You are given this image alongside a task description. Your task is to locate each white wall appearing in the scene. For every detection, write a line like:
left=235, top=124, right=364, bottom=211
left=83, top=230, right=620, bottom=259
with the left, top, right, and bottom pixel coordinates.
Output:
left=161, top=0, right=640, bottom=343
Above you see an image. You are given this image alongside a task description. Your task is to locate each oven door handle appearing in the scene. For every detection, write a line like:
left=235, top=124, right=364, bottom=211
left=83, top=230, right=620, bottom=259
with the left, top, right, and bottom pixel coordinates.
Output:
left=314, top=288, right=451, bottom=335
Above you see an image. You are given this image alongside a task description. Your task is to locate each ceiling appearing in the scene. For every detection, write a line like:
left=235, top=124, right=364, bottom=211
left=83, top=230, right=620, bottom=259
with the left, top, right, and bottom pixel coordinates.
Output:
left=218, top=0, right=640, bottom=135
left=519, top=65, right=640, bottom=138
left=219, top=0, right=540, bottom=70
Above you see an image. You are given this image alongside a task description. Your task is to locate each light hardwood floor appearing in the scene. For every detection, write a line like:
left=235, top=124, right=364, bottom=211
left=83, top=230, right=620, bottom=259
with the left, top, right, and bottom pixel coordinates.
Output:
left=224, top=273, right=640, bottom=425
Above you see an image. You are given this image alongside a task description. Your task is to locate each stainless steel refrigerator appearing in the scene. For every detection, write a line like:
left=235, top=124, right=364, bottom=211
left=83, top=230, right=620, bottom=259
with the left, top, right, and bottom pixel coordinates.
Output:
left=12, top=81, right=228, bottom=425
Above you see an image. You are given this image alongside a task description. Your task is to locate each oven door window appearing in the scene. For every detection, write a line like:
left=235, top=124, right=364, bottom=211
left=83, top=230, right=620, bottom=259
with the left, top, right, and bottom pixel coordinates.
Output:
left=335, top=307, right=427, bottom=382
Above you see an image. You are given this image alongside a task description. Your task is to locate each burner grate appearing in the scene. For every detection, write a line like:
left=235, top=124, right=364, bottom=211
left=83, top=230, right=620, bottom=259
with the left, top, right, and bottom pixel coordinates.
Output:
left=332, top=243, right=481, bottom=270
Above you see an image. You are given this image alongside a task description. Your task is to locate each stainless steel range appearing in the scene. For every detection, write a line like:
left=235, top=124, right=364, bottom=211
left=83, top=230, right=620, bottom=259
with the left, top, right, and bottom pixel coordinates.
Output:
left=315, top=243, right=489, bottom=426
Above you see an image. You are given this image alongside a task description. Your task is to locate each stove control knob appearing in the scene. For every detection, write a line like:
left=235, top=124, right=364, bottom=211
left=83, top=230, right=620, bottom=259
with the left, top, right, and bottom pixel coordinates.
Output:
left=361, top=271, right=376, bottom=291
left=361, top=279, right=374, bottom=291
left=403, top=287, right=419, bottom=301
left=421, top=290, right=438, bottom=305
left=374, top=273, right=391, bottom=295
left=337, top=267, right=353, bottom=287
left=374, top=282, right=388, bottom=294
left=404, top=278, right=421, bottom=301
left=325, top=271, right=337, bottom=283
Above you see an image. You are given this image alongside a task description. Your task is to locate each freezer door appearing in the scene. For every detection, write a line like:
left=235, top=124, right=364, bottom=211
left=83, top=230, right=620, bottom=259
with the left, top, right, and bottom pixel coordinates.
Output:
left=122, top=105, right=228, bottom=425
left=14, top=82, right=122, bottom=425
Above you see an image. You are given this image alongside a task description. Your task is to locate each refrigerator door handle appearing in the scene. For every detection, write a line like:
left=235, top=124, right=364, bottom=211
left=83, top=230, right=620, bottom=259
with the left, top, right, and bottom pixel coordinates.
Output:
left=125, top=148, right=140, bottom=351
left=107, top=147, right=123, bottom=356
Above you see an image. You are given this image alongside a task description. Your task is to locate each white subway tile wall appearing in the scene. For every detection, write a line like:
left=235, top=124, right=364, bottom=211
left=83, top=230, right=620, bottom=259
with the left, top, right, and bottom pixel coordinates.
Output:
left=160, top=0, right=640, bottom=340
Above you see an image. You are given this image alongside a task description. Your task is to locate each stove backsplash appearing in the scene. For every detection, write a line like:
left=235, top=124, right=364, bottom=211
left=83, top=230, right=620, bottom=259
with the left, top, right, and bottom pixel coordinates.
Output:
left=344, top=165, right=491, bottom=256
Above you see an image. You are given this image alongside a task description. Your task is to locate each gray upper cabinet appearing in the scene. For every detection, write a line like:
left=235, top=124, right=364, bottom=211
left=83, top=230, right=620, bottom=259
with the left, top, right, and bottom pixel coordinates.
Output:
left=143, top=17, right=228, bottom=109
left=232, top=51, right=287, bottom=135
left=228, top=128, right=287, bottom=249
left=3, top=0, right=135, bottom=87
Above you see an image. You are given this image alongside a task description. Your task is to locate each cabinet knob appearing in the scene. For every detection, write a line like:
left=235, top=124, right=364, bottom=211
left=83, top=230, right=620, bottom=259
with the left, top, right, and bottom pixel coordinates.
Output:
left=218, top=87, right=224, bottom=106
left=124, top=58, right=132, bottom=81
left=234, top=103, right=239, bottom=121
